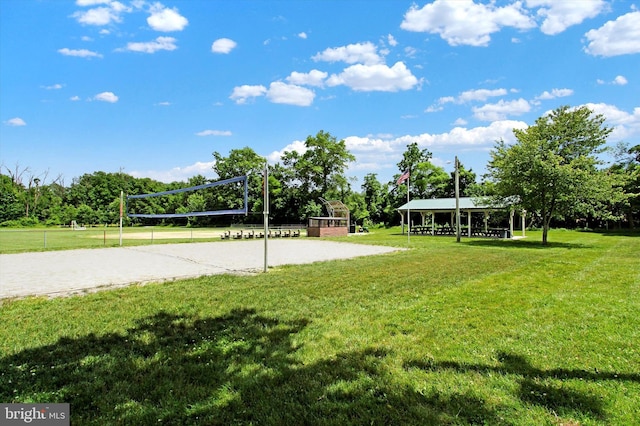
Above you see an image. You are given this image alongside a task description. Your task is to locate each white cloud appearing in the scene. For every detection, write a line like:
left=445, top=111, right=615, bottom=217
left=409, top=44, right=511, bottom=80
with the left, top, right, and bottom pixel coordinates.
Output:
left=130, top=161, right=217, bottom=183
left=211, top=38, right=237, bottom=54
left=267, top=140, right=307, bottom=162
left=452, top=88, right=508, bottom=103
left=344, top=136, right=395, bottom=153
left=613, top=75, right=628, bottom=85
left=387, top=34, right=398, bottom=47
left=93, top=91, right=118, bottom=102
left=147, top=4, right=188, bottom=32
left=70, top=96, right=81, bottom=101
left=298, top=32, right=308, bottom=39
left=285, top=69, right=328, bottom=87
left=123, top=36, right=177, bottom=53
left=196, top=130, right=232, bottom=136
left=525, top=0, right=606, bottom=35
left=402, top=120, right=529, bottom=147
left=401, top=0, right=535, bottom=47
left=72, top=6, right=122, bottom=26
left=535, top=88, right=573, bottom=100
left=404, top=46, right=418, bottom=57
left=326, top=61, right=419, bottom=92
left=58, top=47, right=103, bottom=58
left=337, top=120, right=528, bottom=174
left=582, top=103, right=640, bottom=141
left=584, top=11, right=640, bottom=57
left=425, top=105, right=444, bottom=113
left=76, top=0, right=111, bottom=5
left=5, top=117, right=27, bottom=127
left=42, top=83, right=63, bottom=90
left=266, top=82, right=315, bottom=106
left=229, top=85, right=267, bottom=104
left=473, top=98, right=531, bottom=121
left=312, top=42, right=383, bottom=65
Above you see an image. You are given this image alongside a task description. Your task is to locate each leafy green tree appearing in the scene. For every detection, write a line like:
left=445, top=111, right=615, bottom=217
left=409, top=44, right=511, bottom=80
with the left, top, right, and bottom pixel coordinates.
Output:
left=608, top=143, right=640, bottom=228
left=76, top=204, right=95, bottom=226
left=281, top=130, right=355, bottom=221
left=388, top=143, right=433, bottom=226
left=362, top=173, right=385, bottom=224
left=396, top=142, right=431, bottom=180
left=412, top=162, right=449, bottom=199
left=267, top=163, right=297, bottom=224
left=0, top=174, right=24, bottom=223
left=487, top=105, right=619, bottom=244
left=443, top=161, right=478, bottom=197
left=212, top=147, right=266, bottom=222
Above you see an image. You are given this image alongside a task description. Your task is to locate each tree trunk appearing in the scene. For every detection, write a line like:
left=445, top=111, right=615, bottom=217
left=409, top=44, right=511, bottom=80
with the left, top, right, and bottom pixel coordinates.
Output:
left=542, top=216, right=552, bottom=245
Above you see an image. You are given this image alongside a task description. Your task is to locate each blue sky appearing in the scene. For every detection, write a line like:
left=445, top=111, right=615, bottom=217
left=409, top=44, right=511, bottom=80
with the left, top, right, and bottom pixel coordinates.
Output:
left=1, top=0, right=639, bottom=187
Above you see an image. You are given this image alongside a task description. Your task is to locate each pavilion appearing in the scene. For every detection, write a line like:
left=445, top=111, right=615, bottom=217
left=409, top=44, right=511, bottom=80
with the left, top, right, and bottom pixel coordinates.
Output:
left=397, top=197, right=526, bottom=238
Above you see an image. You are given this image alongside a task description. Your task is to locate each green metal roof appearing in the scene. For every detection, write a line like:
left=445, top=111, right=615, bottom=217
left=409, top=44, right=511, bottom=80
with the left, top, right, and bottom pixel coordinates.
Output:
left=397, top=197, right=509, bottom=212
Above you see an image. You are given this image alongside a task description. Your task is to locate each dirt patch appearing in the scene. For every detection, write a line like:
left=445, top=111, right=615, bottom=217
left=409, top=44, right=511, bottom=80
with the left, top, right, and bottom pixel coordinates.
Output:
left=0, top=239, right=402, bottom=299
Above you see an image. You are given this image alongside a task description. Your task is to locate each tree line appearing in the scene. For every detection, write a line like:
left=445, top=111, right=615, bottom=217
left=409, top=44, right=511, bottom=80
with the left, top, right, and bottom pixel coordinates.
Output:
left=2, top=107, right=639, bottom=236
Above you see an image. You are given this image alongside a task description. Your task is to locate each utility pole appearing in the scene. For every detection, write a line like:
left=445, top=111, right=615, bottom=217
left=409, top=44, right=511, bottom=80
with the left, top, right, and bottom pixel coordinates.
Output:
left=455, top=156, right=461, bottom=243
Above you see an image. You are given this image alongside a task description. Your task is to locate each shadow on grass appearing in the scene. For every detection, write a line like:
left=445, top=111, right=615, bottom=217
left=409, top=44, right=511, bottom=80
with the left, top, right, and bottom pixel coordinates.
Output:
left=588, top=229, right=640, bottom=238
left=2, top=309, right=510, bottom=425
left=406, top=352, right=640, bottom=423
left=462, top=239, right=592, bottom=250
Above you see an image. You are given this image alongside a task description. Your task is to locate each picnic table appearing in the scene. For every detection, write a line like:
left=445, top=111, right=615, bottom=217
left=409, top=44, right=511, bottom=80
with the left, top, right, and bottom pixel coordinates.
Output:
left=411, top=226, right=432, bottom=235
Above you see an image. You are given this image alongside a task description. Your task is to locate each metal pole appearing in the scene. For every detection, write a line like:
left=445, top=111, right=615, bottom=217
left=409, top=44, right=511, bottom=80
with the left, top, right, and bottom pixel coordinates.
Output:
left=455, top=156, right=461, bottom=243
left=407, top=173, right=411, bottom=245
left=263, top=164, right=269, bottom=273
left=119, top=190, right=123, bottom=246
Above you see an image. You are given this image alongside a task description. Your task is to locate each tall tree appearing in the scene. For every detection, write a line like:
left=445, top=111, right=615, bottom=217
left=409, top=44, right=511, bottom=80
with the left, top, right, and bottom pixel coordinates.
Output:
left=487, top=105, right=617, bottom=244
left=281, top=130, right=355, bottom=220
left=396, top=142, right=431, bottom=180
left=608, top=142, right=640, bottom=228
left=212, top=147, right=266, bottom=220
left=443, top=161, right=478, bottom=197
left=362, top=173, right=384, bottom=224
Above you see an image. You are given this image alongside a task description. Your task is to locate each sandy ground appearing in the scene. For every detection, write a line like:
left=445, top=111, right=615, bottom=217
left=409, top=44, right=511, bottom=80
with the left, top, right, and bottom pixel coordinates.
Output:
left=0, top=239, right=401, bottom=299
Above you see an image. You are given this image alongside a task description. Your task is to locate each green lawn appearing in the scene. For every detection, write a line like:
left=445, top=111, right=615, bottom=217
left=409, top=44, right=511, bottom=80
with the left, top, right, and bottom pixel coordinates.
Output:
left=1, top=229, right=639, bottom=425
left=0, top=227, right=228, bottom=253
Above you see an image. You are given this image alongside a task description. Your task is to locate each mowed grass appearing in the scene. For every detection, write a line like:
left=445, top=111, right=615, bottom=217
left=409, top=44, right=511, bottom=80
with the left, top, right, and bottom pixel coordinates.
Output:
left=1, top=230, right=638, bottom=425
left=0, top=227, right=229, bottom=254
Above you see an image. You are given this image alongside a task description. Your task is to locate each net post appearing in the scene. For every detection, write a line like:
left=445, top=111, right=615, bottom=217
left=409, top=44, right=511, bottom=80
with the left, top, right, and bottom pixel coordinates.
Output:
left=263, top=165, right=269, bottom=273
left=119, top=190, right=123, bottom=246
left=244, top=175, right=249, bottom=217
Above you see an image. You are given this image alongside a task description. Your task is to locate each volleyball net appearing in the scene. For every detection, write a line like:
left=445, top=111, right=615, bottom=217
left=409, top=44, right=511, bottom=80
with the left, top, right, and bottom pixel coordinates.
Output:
left=126, top=175, right=248, bottom=219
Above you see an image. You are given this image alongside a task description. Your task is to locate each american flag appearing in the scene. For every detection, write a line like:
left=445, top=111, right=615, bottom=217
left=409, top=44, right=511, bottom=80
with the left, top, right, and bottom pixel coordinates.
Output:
left=396, top=169, right=410, bottom=185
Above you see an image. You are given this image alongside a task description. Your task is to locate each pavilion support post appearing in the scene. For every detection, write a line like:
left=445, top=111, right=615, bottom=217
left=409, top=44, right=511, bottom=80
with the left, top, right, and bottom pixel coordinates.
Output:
left=468, top=211, right=472, bottom=237
left=484, top=212, right=489, bottom=232
left=522, top=210, right=526, bottom=237
left=510, top=209, right=515, bottom=239
left=432, top=213, right=435, bottom=234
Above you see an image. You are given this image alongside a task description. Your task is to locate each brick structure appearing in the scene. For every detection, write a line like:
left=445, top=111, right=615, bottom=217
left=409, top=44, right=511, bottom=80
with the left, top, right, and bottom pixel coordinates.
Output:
left=307, top=217, right=348, bottom=237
